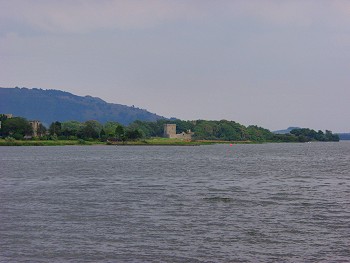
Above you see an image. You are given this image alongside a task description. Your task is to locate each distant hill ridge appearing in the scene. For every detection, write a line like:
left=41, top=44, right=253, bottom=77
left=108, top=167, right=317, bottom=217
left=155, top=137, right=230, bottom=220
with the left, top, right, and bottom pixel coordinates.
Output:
left=0, top=87, right=164, bottom=125
left=336, top=133, right=350, bottom=140
left=273, top=127, right=301, bottom=134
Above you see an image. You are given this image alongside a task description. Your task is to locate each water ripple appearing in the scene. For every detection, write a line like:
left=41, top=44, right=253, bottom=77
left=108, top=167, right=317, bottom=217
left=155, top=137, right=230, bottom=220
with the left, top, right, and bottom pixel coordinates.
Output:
left=1, top=142, right=350, bottom=262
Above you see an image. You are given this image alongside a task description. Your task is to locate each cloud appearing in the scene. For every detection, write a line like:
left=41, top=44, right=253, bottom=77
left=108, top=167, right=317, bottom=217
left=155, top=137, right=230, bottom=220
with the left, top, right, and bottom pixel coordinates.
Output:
left=0, top=0, right=350, bottom=38
left=1, top=0, right=350, bottom=35
left=0, top=0, right=205, bottom=33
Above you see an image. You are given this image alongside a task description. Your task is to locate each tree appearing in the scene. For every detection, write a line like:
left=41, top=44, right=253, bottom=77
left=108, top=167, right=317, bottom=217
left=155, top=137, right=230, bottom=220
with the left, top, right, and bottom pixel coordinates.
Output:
left=1, top=117, right=33, bottom=139
left=115, top=125, right=125, bottom=141
left=291, top=128, right=339, bottom=142
left=104, top=121, right=121, bottom=137
left=0, top=114, right=8, bottom=122
left=125, top=129, right=143, bottom=140
left=78, top=120, right=102, bottom=140
left=100, top=129, right=107, bottom=141
left=325, top=130, right=339, bottom=141
left=61, top=121, right=81, bottom=138
left=49, top=121, right=62, bottom=136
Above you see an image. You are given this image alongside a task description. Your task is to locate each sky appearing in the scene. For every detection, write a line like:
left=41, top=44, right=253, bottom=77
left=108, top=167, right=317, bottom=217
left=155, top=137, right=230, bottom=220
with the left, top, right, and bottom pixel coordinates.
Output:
left=1, top=0, right=350, bottom=132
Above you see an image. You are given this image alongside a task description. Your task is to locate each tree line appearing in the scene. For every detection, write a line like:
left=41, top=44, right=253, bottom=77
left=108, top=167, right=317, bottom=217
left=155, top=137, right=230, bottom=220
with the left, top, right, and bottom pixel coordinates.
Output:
left=128, top=119, right=339, bottom=142
left=0, top=116, right=142, bottom=141
left=0, top=114, right=339, bottom=142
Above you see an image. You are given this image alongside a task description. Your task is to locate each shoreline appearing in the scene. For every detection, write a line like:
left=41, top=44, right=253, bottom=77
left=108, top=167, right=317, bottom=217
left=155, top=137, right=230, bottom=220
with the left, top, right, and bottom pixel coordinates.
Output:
left=1, top=138, right=341, bottom=147
left=0, top=138, right=254, bottom=146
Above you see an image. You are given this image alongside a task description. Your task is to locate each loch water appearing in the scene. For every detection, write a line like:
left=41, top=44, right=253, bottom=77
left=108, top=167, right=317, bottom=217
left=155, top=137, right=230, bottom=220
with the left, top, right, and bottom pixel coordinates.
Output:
left=0, top=142, right=350, bottom=262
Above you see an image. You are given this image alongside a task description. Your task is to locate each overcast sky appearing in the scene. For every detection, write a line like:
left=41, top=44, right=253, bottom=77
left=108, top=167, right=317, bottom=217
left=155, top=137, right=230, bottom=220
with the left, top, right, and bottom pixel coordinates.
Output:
left=1, top=0, right=349, bottom=132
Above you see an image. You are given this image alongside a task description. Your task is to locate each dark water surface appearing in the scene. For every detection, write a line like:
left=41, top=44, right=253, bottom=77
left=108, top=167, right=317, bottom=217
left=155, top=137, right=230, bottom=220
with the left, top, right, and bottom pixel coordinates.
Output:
left=1, top=143, right=350, bottom=262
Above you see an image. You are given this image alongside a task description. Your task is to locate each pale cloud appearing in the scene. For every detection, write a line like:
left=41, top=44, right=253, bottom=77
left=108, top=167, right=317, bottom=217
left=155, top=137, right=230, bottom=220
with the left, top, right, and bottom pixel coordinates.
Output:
left=332, top=0, right=350, bottom=15
left=1, top=0, right=350, bottom=35
left=0, top=0, right=205, bottom=33
left=229, top=0, right=350, bottom=28
left=1, top=0, right=350, bottom=131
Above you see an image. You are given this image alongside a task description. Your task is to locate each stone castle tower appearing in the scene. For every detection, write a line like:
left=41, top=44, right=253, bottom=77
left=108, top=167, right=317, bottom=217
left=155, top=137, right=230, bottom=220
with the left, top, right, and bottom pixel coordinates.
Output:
left=163, top=124, right=193, bottom=140
left=29, top=120, right=41, bottom=137
left=164, top=124, right=177, bottom=138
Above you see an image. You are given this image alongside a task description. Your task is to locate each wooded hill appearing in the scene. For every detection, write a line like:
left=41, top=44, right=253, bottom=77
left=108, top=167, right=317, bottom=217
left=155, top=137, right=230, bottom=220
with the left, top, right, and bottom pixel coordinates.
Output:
left=0, top=87, right=164, bottom=125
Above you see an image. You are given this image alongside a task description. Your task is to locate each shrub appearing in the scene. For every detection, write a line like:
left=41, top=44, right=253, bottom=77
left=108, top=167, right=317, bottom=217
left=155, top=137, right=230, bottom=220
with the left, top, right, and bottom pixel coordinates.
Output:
left=5, top=136, right=15, bottom=142
left=13, top=133, right=23, bottom=140
left=78, top=139, right=86, bottom=144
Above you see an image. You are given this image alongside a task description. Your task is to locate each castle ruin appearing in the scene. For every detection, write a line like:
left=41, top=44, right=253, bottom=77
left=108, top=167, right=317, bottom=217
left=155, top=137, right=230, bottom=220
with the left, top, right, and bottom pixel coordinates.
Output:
left=29, top=120, right=42, bottom=137
left=164, top=124, right=193, bottom=140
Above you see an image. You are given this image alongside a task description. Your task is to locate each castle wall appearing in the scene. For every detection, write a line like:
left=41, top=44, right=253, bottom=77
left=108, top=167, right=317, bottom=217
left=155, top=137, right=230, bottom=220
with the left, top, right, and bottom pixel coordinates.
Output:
left=164, top=124, right=193, bottom=140
left=174, top=132, right=192, bottom=140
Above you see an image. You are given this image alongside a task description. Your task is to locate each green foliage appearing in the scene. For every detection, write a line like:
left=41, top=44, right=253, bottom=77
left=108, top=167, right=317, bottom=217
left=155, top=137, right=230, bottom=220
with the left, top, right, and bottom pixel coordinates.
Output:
left=100, top=129, right=108, bottom=141
left=1, top=117, right=33, bottom=137
left=78, top=139, right=86, bottom=144
left=1, top=112, right=340, bottom=144
left=193, top=120, right=217, bottom=140
left=115, top=125, right=125, bottom=141
left=246, top=125, right=273, bottom=142
left=124, top=129, right=143, bottom=140
left=77, top=120, right=102, bottom=140
left=13, top=133, right=24, bottom=140
left=0, top=114, right=9, bottom=122
left=128, top=119, right=272, bottom=141
left=272, top=134, right=298, bottom=142
left=50, top=134, right=58, bottom=141
left=325, top=130, right=339, bottom=141
left=103, top=121, right=121, bottom=137
left=61, top=121, right=81, bottom=137
left=290, top=128, right=339, bottom=142
left=49, top=121, right=62, bottom=136
left=128, top=120, right=162, bottom=137
left=5, top=136, right=15, bottom=142
left=217, top=120, right=245, bottom=140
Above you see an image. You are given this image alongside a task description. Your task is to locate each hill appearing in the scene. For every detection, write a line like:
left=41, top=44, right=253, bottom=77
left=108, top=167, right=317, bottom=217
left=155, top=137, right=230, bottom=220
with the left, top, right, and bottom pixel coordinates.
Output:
left=273, top=127, right=301, bottom=134
left=0, top=87, right=164, bottom=125
left=336, top=133, right=350, bottom=140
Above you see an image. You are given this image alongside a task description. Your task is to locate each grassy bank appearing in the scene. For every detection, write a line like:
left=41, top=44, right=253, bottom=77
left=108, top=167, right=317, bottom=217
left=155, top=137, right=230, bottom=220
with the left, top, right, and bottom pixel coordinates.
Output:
left=107, top=138, right=254, bottom=146
left=0, top=139, right=105, bottom=146
left=0, top=138, right=254, bottom=146
left=109, top=138, right=202, bottom=146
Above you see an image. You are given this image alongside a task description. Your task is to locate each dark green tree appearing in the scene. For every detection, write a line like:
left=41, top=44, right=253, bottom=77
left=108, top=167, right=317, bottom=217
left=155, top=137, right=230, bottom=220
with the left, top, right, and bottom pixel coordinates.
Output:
left=100, top=128, right=107, bottom=141
left=104, top=121, right=121, bottom=137
left=0, top=114, right=9, bottom=122
left=49, top=121, right=62, bottom=136
left=1, top=117, right=33, bottom=139
left=291, top=128, right=339, bottom=142
left=115, top=125, right=125, bottom=141
left=61, top=121, right=81, bottom=138
left=77, top=120, right=102, bottom=140
left=125, top=129, right=143, bottom=140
